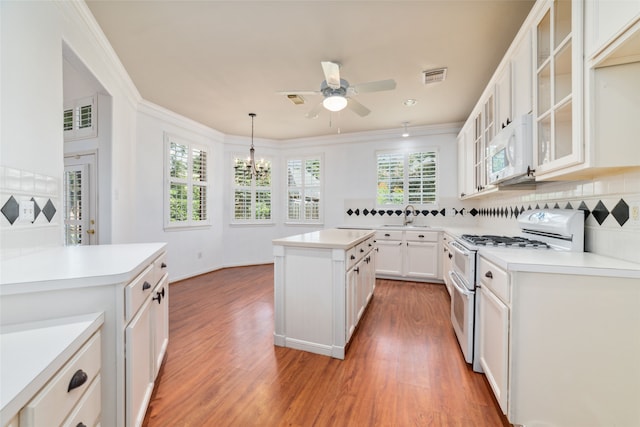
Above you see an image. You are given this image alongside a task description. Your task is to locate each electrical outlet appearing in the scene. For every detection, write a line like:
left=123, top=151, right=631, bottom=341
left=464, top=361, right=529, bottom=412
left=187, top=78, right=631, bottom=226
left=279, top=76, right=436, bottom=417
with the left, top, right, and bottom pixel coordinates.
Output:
left=630, top=202, right=640, bottom=225
left=19, top=200, right=35, bottom=222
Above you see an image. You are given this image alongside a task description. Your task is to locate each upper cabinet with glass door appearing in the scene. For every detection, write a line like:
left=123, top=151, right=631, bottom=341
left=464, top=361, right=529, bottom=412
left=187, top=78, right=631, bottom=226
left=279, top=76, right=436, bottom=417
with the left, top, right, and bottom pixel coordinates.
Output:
left=533, top=0, right=584, bottom=178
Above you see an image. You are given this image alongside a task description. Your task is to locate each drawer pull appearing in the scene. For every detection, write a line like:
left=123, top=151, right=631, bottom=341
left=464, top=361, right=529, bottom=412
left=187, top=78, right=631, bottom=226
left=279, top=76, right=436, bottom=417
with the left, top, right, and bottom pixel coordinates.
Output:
left=142, top=281, right=151, bottom=291
left=77, top=423, right=87, bottom=427
left=418, top=234, right=424, bottom=238
left=153, top=290, right=164, bottom=304
left=350, top=254, right=356, bottom=260
left=161, top=262, right=167, bottom=268
left=485, top=271, right=493, bottom=279
left=360, top=248, right=364, bottom=253
left=354, top=267, right=359, bottom=273
left=448, top=253, right=452, bottom=259
left=68, top=369, right=88, bottom=392
left=384, top=233, right=390, bottom=237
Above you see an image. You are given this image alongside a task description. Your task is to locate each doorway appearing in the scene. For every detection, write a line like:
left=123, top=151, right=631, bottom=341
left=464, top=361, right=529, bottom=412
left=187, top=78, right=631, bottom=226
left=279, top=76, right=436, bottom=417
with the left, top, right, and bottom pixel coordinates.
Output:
left=64, top=153, right=98, bottom=245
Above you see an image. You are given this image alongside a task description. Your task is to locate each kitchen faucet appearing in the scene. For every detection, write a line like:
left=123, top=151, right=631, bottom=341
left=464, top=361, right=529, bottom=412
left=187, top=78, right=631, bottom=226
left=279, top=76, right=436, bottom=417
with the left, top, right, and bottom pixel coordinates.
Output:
left=403, top=204, right=416, bottom=226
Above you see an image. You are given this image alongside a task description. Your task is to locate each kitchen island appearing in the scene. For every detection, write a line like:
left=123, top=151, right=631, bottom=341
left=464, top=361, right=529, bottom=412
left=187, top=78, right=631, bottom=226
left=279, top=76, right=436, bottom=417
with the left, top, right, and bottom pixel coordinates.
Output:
left=273, top=228, right=375, bottom=359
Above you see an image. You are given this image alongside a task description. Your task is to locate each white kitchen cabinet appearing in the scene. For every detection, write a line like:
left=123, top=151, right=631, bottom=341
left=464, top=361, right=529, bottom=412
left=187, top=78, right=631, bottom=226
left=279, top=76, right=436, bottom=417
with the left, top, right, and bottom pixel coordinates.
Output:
left=374, top=239, right=403, bottom=276
left=585, top=0, right=640, bottom=61
left=495, top=63, right=512, bottom=131
left=532, top=0, right=584, bottom=178
left=511, top=28, right=533, bottom=118
left=151, top=275, right=169, bottom=377
left=405, top=241, right=438, bottom=279
left=478, top=258, right=509, bottom=414
left=125, top=298, right=153, bottom=427
left=0, top=313, right=104, bottom=427
left=375, top=229, right=440, bottom=281
left=477, top=250, right=640, bottom=426
left=0, top=243, right=167, bottom=427
left=273, top=229, right=376, bottom=359
left=456, top=123, right=474, bottom=199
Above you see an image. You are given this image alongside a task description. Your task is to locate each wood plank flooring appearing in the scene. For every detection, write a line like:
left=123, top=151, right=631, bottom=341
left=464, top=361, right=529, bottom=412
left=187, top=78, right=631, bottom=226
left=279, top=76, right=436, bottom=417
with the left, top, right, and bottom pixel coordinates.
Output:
left=143, top=264, right=510, bottom=426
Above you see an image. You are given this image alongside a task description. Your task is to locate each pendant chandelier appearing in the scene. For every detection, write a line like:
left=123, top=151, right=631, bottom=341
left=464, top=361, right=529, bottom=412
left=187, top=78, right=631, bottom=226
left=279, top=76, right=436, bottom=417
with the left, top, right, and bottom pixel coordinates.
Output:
left=235, top=113, right=267, bottom=178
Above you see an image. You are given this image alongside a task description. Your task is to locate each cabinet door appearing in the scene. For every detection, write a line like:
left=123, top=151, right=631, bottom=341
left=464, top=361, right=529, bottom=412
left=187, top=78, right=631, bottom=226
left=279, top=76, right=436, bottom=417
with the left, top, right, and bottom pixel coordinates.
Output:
left=585, top=0, right=640, bottom=59
left=512, top=29, right=533, bottom=118
left=151, top=275, right=169, bottom=378
left=496, top=63, right=512, bottom=130
left=479, top=285, right=509, bottom=414
left=533, top=0, right=584, bottom=176
left=125, top=299, right=154, bottom=427
left=405, top=242, right=438, bottom=279
left=375, top=240, right=403, bottom=276
left=345, top=267, right=357, bottom=342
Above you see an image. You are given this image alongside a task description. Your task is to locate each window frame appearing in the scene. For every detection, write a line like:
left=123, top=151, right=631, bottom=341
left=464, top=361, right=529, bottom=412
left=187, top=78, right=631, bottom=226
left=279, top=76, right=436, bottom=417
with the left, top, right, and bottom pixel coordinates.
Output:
left=285, top=154, right=324, bottom=225
left=164, top=133, right=210, bottom=230
left=231, top=152, right=274, bottom=225
left=375, top=148, right=439, bottom=208
left=63, top=95, right=97, bottom=141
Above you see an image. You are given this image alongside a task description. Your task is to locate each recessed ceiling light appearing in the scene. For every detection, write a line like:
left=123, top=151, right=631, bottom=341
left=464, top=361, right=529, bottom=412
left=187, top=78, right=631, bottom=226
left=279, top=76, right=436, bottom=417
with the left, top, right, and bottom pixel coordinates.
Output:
left=403, top=99, right=417, bottom=107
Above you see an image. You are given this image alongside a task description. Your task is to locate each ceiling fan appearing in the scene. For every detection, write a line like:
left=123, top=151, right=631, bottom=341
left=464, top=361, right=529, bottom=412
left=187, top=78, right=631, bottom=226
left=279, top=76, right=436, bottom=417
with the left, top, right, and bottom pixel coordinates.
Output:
left=278, top=61, right=396, bottom=118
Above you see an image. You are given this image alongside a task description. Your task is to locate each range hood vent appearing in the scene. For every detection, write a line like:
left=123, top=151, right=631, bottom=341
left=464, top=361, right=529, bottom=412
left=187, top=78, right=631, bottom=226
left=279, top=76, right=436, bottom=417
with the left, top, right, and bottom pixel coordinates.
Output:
left=422, top=67, right=447, bottom=84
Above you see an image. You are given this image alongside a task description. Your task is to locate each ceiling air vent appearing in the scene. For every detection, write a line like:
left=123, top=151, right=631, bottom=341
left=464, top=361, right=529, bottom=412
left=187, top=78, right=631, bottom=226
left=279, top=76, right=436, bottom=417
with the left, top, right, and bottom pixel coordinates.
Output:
left=287, top=94, right=305, bottom=105
left=422, top=67, right=447, bottom=84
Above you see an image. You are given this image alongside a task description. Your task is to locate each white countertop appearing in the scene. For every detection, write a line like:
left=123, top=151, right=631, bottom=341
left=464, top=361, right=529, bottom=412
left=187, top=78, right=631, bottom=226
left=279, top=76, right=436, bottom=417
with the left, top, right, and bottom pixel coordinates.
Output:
left=0, top=243, right=166, bottom=295
left=441, top=226, right=640, bottom=278
left=0, top=312, right=104, bottom=422
left=273, top=228, right=375, bottom=249
left=479, top=247, right=640, bottom=278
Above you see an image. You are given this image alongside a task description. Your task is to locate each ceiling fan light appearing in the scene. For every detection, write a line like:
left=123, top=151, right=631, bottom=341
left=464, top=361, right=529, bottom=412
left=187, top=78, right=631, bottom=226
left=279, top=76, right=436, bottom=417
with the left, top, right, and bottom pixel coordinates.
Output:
left=323, top=95, right=348, bottom=112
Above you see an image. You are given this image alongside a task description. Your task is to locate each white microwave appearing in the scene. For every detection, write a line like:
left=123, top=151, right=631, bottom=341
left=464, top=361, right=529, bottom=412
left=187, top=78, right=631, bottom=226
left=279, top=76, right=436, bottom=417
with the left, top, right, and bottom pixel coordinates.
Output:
left=487, top=113, right=533, bottom=185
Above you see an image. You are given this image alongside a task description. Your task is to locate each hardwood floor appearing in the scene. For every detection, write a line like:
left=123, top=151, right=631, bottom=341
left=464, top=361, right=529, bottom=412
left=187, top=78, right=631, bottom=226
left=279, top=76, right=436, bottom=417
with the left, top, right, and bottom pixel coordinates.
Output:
left=143, top=264, right=510, bottom=426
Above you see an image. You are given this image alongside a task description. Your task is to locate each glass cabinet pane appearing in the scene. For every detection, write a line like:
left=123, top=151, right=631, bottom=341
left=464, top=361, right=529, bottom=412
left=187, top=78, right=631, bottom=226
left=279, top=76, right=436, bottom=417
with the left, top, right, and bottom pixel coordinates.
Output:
left=554, top=0, right=572, bottom=48
left=554, top=102, right=572, bottom=159
left=537, top=62, right=551, bottom=113
left=554, top=41, right=572, bottom=103
left=537, top=10, right=551, bottom=68
left=538, top=116, right=552, bottom=165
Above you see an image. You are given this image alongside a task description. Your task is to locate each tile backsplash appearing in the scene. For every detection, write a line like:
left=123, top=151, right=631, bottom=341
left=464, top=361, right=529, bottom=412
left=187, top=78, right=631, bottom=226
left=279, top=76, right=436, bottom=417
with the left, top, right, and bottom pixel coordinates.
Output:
left=343, top=170, right=640, bottom=264
left=476, top=169, right=640, bottom=264
left=0, top=166, right=61, bottom=259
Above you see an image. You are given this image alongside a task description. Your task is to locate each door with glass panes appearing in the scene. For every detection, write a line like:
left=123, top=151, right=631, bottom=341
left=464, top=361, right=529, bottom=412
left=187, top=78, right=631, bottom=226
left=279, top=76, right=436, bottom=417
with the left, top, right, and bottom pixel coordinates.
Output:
left=64, top=153, right=97, bottom=245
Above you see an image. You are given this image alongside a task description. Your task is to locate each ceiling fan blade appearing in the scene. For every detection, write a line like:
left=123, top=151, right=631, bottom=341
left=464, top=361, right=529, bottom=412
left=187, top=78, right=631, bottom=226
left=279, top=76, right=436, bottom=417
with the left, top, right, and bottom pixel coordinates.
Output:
left=305, top=102, right=323, bottom=119
left=276, top=90, right=321, bottom=96
left=347, top=98, right=371, bottom=117
left=321, top=61, right=341, bottom=89
left=350, top=79, right=397, bottom=94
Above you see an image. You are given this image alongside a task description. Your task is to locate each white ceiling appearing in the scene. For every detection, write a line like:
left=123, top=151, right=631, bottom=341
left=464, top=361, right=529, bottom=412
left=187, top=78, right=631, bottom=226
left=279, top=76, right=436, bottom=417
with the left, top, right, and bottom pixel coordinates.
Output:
left=86, top=0, right=535, bottom=140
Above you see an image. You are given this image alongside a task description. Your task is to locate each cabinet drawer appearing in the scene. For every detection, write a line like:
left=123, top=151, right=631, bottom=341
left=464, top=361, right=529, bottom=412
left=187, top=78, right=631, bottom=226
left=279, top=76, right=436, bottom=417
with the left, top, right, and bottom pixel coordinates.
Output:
left=346, top=246, right=358, bottom=269
left=405, top=230, right=438, bottom=242
left=479, top=257, right=509, bottom=303
left=152, top=252, right=168, bottom=286
left=62, top=375, right=101, bottom=427
left=356, top=238, right=374, bottom=259
left=125, top=264, right=155, bottom=322
left=20, top=331, right=101, bottom=427
left=375, top=230, right=403, bottom=241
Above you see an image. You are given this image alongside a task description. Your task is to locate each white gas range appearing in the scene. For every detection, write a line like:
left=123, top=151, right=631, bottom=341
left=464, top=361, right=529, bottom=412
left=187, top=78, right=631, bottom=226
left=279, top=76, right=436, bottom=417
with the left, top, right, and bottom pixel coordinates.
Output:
left=446, top=209, right=585, bottom=372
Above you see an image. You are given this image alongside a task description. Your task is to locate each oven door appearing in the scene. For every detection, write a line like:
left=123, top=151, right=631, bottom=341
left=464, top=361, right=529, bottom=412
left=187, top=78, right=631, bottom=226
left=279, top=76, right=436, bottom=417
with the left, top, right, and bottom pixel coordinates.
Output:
left=449, top=240, right=475, bottom=288
left=449, top=270, right=475, bottom=365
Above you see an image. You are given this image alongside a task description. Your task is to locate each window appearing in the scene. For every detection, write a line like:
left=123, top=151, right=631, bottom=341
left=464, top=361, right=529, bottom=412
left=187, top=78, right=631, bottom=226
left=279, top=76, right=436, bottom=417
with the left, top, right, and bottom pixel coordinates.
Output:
left=63, top=95, right=97, bottom=141
left=233, top=156, right=272, bottom=222
left=377, top=150, right=438, bottom=206
left=165, top=134, right=209, bottom=228
left=286, top=156, right=322, bottom=223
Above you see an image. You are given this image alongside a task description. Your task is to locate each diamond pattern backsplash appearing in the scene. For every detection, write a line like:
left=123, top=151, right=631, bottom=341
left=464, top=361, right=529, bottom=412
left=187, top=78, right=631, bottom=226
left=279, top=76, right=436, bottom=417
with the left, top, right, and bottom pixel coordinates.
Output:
left=345, top=198, right=631, bottom=227
left=1, top=195, right=57, bottom=225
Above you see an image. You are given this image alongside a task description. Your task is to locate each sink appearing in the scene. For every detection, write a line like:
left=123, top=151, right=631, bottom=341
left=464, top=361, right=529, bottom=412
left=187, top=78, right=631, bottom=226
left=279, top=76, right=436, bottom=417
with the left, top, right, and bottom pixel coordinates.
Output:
left=381, top=224, right=429, bottom=228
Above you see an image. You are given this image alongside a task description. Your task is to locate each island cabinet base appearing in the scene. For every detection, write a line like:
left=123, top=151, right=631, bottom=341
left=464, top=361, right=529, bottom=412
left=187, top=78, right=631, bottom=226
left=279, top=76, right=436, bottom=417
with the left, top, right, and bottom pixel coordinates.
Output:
left=273, top=230, right=375, bottom=360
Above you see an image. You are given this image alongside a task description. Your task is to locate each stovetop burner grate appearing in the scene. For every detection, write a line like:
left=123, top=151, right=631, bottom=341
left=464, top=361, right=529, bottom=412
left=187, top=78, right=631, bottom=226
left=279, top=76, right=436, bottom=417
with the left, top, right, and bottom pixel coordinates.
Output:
left=461, top=234, right=550, bottom=249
